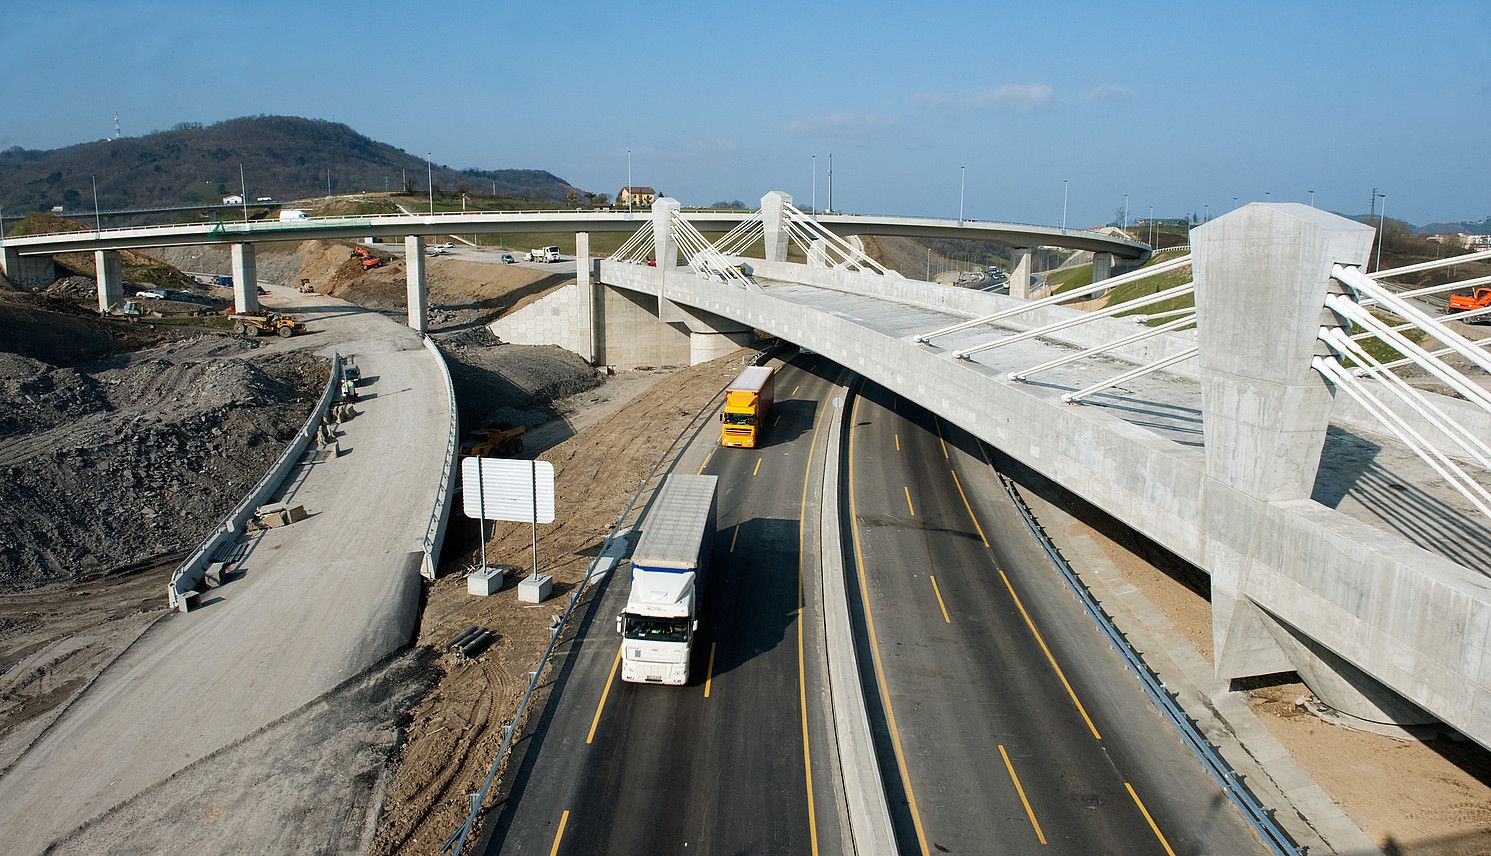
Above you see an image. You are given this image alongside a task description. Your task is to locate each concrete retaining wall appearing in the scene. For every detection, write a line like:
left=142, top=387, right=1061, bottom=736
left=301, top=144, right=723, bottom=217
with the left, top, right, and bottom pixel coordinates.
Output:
left=599, top=259, right=1491, bottom=749
left=420, top=335, right=459, bottom=579
left=168, top=353, right=343, bottom=610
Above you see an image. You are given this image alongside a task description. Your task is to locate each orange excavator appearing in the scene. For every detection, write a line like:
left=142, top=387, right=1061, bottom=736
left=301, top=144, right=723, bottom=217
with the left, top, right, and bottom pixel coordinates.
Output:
left=350, top=245, right=384, bottom=269
left=1447, top=287, right=1491, bottom=323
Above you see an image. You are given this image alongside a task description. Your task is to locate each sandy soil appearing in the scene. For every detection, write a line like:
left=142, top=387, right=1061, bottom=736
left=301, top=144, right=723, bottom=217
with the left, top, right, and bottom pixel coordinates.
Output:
left=368, top=349, right=752, bottom=855
left=1006, top=467, right=1491, bottom=853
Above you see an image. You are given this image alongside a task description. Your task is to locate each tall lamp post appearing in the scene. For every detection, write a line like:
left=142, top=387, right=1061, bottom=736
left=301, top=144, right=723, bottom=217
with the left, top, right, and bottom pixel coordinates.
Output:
left=1122, top=194, right=1129, bottom=230
left=1374, top=191, right=1388, bottom=273
left=626, top=149, right=632, bottom=213
left=1308, top=189, right=1316, bottom=208
left=91, top=175, right=101, bottom=234
left=1060, top=179, right=1068, bottom=233
left=811, top=155, right=817, bottom=215
left=239, top=164, right=249, bottom=223
left=958, top=165, right=966, bottom=226
left=427, top=153, right=434, bottom=214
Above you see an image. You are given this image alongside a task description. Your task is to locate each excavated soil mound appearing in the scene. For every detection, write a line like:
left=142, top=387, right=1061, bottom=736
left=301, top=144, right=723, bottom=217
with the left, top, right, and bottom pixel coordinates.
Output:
left=0, top=333, right=327, bottom=591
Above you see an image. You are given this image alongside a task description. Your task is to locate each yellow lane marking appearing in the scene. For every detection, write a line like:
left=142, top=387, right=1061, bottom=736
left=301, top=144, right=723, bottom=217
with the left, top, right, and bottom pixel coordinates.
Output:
left=894, top=433, right=900, bottom=452
left=549, top=809, right=571, bottom=856
left=948, top=468, right=989, bottom=547
left=904, top=485, right=916, bottom=517
left=795, top=376, right=832, bottom=856
left=698, top=448, right=715, bottom=475
left=930, top=575, right=952, bottom=624
left=704, top=642, right=717, bottom=698
left=730, top=523, right=741, bottom=552
left=792, top=384, right=801, bottom=396
left=585, top=644, right=623, bottom=744
left=934, top=415, right=949, bottom=459
left=773, top=414, right=782, bottom=427
left=998, top=570, right=1102, bottom=740
left=999, top=745, right=1047, bottom=845
left=753, top=457, right=763, bottom=476
left=849, top=394, right=932, bottom=856
left=1125, top=782, right=1178, bottom=856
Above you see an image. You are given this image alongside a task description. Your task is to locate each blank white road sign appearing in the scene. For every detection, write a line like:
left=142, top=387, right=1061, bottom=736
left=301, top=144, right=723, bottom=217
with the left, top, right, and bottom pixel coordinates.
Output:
left=461, top=457, right=555, bottom=523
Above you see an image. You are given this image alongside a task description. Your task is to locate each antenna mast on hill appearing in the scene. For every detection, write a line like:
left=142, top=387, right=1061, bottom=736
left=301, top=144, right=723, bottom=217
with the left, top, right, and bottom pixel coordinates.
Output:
left=112, top=113, right=121, bottom=141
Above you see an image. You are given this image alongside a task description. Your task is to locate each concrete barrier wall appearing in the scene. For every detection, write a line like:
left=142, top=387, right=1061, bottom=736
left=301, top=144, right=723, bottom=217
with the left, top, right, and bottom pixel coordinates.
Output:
left=598, top=259, right=1491, bottom=747
left=168, top=353, right=342, bottom=610
left=420, top=335, right=460, bottom=579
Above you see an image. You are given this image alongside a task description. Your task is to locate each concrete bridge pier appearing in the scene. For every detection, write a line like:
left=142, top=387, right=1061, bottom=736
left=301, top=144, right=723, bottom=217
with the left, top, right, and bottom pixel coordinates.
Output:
left=405, top=236, right=427, bottom=332
left=95, top=249, right=123, bottom=313
left=0, top=246, right=56, bottom=290
left=1092, top=251, right=1113, bottom=283
left=1007, top=248, right=1033, bottom=299
left=575, top=231, right=598, bottom=362
left=762, top=191, right=791, bottom=262
left=230, top=243, right=259, bottom=314
left=1192, top=204, right=1431, bottom=728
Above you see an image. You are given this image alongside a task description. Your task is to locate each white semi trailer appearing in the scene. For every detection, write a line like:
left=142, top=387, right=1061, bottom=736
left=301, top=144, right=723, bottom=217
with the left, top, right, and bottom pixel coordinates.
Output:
left=618, top=473, right=718, bottom=685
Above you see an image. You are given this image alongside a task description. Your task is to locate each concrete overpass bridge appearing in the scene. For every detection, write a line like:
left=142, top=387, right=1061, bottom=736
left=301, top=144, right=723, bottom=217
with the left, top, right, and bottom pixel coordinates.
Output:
left=5, top=191, right=1487, bottom=753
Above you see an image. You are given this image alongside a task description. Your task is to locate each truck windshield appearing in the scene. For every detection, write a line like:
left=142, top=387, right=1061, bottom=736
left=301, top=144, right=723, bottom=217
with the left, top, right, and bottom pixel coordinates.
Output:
left=721, top=412, right=756, bottom=425
left=623, top=615, right=690, bottom=642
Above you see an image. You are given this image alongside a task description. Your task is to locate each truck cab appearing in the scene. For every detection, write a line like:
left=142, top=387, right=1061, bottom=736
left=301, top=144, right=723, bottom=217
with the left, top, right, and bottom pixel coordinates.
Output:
left=619, top=569, right=698, bottom=684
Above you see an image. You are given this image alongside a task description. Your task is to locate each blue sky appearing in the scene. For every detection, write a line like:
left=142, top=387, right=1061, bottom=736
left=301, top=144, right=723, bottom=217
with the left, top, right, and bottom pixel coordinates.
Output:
left=2, top=1, right=1486, bottom=226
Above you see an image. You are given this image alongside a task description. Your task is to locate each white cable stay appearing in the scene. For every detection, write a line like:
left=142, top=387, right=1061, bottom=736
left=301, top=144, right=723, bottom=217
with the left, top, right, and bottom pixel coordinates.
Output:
left=782, top=202, right=897, bottom=276
left=1062, top=347, right=1198, bottom=404
left=712, top=210, right=765, bottom=257
left=916, top=254, right=1193, bottom=343
left=1351, top=302, right=1491, bottom=341
left=1314, top=356, right=1491, bottom=520
left=1335, top=265, right=1491, bottom=377
left=1131, top=306, right=1197, bottom=324
left=1361, top=273, right=1491, bottom=308
left=1369, top=248, right=1491, bottom=280
left=670, top=212, right=756, bottom=289
left=1324, top=293, right=1491, bottom=413
left=1372, top=337, right=1491, bottom=372
left=608, top=221, right=654, bottom=261
left=952, top=281, right=1194, bottom=360
left=1320, top=326, right=1491, bottom=472
left=1009, top=313, right=1197, bottom=382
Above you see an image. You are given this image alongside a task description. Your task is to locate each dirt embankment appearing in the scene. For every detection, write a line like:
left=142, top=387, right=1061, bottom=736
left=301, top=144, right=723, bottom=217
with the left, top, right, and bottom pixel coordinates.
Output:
left=368, top=350, right=752, bottom=855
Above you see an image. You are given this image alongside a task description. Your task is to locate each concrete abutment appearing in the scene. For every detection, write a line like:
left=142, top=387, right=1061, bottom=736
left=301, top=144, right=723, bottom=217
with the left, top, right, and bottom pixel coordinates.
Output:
left=230, top=243, right=259, bottom=314
left=95, top=249, right=123, bottom=313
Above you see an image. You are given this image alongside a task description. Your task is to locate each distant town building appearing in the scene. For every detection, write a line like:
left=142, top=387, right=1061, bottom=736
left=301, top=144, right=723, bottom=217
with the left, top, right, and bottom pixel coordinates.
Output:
left=617, top=186, right=656, bottom=208
left=222, top=194, right=244, bottom=205
left=1430, top=233, right=1491, bottom=250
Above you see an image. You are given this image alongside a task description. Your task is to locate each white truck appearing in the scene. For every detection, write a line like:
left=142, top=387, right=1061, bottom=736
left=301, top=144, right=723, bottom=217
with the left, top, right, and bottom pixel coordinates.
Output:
left=618, top=473, right=718, bottom=685
left=278, top=209, right=309, bottom=222
left=526, top=245, right=561, bottom=263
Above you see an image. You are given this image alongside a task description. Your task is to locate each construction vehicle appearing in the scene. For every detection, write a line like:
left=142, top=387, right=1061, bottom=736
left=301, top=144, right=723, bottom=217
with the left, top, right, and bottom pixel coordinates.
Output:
left=231, top=311, right=306, bottom=338
left=526, top=246, right=561, bottom=263
left=720, top=365, right=775, bottom=448
left=1447, top=287, right=1491, bottom=322
left=461, top=422, right=526, bottom=458
left=618, top=474, right=718, bottom=685
left=298, top=278, right=315, bottom=293
left=350, top=245, right=385, bottom=269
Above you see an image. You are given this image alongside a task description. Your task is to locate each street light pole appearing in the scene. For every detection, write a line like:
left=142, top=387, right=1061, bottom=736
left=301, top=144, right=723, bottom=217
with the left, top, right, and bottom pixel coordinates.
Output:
left=1060, top=179, right=1068, bottom=233
left=827, top=152, right=833, bottom=214
left=958, top=165, right=966, bottom=226
left=811, top=155, right=816, bottom=215
left=1123, top=194, right=1129, bottom=230
left=1374, top=192, right=1388, bottom=273
left=91, top=175, right=101, bottom=234
left=627, top=149, right=632, bottom=213
left=239, top=163, right=248, bottom=223
left=1308, top=189, right=1316, bottom=208
left=427, top=153, right=434, bottom=214
left=1233, top=196, right=1239, bottom=211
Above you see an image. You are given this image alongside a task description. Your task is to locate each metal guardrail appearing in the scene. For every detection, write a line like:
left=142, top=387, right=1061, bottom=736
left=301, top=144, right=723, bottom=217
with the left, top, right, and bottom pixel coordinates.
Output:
left=167, top=351, right=341, bottom=609
left=421, top=335, right=459, bottom=579
left=444, top=353, right=768, bottom=855
left=993, top=469, right=1301, bottom=856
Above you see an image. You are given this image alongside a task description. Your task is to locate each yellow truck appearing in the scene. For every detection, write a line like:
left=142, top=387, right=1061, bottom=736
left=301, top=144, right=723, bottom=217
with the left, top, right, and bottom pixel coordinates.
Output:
left=720, top=365, right=775, bottom=448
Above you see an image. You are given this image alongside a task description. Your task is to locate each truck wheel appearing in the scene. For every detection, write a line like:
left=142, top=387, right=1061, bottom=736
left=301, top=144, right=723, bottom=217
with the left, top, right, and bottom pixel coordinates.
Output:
left=235, top=322, right=248, bottom=336
left=277, top=326, right=293, bottom=338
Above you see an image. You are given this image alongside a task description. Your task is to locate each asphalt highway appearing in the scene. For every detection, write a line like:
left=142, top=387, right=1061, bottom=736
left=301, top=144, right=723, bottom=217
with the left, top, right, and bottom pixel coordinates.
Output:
left=843, top=380, right=1264, bottom=855
left=478, top=356, right=847, bottom=856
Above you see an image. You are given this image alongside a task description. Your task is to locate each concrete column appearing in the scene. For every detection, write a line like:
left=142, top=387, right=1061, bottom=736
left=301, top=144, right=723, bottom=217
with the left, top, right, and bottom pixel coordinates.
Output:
left=230, top=243, right=259, bottom=314
left=0, top=246, right=16, bottom=281
left=1092, top=252, right=1113, bottom=283
left=405, top=235, right=427, bottom=332
left=650, top=196, right=680, bottom=270
left=1007, top=248, right=1033, bottom=299
left=808, top=238, right=829, bottom=268
left=95, top=249, right=123, bottom=314
left=761, top=190, right=792, bottom=263
left=575, top=231, right=597, bottom=363
left=1193, top=204, right=1381, bottom=703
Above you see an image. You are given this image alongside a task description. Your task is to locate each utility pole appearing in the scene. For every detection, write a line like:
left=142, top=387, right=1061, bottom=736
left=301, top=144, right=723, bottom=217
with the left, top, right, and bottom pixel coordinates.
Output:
left=326, top=161, right=331, bottom=198
left=827, top=152, right=833, bottom=214
left=926, top=245, right=930, bottom=280
left=1369, top=187, right=1377, bottom=217
left=1203, top=203, right=1209, bottom=223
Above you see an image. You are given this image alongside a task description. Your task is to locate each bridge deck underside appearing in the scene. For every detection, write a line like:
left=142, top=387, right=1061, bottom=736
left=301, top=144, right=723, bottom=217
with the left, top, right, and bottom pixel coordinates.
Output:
left=763, top=279, right=1491, bottom=576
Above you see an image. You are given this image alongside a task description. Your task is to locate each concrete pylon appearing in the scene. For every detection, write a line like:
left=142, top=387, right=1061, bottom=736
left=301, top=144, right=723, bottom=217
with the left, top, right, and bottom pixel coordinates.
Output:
left=651, top=197, right=680, bottom=270
left=575, top=231, right=597, bottom=363
left=1007, top=248, right=1033, bottom=299
left=95, top=249, right=123, bottom=314
left=230, top=243, right=259, bottom=314
left=761, top=191, right=792, bottom=263
left=405, top=236, right=427, bottom=332
left=1092, top=252, right=1113, bottom=283
left=1193, top=204, right=1383, bottom=708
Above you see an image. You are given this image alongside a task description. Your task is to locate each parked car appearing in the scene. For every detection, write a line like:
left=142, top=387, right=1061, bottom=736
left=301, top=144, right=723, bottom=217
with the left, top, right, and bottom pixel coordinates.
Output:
left=136, top=289, right=167, bottom=300
left=434, top=242, right=454, bottom=251
left=499, top=253, right=516, bottom=264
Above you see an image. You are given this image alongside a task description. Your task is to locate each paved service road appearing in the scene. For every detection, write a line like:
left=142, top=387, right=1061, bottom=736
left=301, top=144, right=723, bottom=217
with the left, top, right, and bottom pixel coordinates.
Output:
left=0, top=285, right=450, bottom=853
left=844, top=381, right=1263, bottom=856
left=478, top=356, right=847, bottom=856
